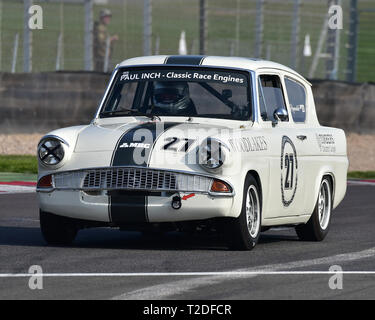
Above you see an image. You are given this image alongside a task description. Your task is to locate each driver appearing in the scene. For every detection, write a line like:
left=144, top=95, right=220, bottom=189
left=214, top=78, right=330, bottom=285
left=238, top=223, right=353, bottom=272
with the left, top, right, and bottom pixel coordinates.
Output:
left=152, top=81, right=197, bottom=116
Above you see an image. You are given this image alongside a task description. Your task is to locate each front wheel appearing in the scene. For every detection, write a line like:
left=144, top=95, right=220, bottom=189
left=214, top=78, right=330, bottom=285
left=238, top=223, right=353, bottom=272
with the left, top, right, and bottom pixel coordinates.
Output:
left=225, top=175, right=262, bottom=250
left=40, top=211, right=78, bottom=246
left=296, top=177, right=332, bottom=241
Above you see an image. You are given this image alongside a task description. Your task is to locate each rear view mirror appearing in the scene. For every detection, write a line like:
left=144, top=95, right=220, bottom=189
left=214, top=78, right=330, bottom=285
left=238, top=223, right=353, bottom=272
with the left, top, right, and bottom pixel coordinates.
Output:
left=222, top=89, right=232, bottom=99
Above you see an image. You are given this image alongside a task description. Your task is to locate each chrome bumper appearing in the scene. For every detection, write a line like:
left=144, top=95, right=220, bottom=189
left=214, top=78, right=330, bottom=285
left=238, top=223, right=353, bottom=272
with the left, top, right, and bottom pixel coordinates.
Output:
left=37, top=166, right=235, bottom=197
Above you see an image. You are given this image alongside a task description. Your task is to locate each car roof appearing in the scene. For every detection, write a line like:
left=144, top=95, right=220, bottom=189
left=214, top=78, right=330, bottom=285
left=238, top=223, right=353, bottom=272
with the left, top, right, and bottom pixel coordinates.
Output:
left=118, top=55, right=310, bottom=85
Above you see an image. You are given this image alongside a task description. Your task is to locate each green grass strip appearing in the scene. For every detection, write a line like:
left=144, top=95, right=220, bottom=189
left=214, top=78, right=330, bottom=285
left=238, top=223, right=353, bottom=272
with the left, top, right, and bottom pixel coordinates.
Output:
left=0, top=155, right=38, bottom=174
left=0, top=172, right=37, bottom=182
left=347, top=171, right=375, bottom=180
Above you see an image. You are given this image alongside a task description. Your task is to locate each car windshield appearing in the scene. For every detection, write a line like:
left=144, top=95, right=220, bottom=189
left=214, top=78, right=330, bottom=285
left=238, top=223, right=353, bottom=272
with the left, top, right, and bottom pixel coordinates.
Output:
left=100, top=67, right=251, bottom=120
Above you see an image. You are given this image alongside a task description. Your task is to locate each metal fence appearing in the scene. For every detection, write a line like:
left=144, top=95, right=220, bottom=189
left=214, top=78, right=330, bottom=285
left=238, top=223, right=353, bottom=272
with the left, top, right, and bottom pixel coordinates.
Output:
left=0, top=0, right=374, bottom=82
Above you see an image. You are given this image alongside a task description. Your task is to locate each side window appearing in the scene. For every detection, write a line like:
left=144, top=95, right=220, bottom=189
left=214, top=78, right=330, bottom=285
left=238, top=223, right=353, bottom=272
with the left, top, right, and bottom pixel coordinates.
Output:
left=258, top=78, right=268, bottom=120
left=285, top=78, right=306, bottom=123
left=259, top=75, right=287, bottom=121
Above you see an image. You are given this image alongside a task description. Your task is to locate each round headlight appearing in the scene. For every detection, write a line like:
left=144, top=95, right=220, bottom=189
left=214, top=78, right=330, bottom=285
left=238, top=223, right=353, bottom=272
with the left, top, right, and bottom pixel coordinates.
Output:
left=198, top=138, right=226, bottom=169
left=38, top=138, right=65, bottom=165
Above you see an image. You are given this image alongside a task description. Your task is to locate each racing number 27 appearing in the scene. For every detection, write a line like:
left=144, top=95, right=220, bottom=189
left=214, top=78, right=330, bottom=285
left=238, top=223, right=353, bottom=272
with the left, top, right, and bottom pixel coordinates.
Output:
left=284, top=153, right=294, bottom=190
left=163, top=137, right=196, bottom=152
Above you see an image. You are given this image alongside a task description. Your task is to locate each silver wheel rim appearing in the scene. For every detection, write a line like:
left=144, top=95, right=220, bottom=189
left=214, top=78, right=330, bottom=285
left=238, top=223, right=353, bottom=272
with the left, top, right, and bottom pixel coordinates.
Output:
left=245, top=185, right=260, bottom=238
left=318, top=180, right=331, bottom=230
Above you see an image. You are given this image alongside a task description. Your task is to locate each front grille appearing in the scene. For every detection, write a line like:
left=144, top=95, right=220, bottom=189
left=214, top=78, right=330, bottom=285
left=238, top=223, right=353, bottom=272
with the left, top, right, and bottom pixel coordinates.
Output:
left=53, top=167, right=216, bottom=194
left=83, top=168, right=179, bottom=191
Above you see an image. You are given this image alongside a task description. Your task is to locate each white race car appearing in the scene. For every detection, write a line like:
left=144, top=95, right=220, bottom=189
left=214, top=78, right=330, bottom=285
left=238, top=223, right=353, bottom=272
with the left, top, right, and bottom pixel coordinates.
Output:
left=37, top=55, right=348, bottom=250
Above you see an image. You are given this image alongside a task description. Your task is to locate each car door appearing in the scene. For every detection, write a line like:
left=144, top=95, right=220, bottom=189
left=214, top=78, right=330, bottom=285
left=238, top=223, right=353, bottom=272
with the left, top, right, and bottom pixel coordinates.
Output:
left=283, top=75, right=318, bottom=215
left=257, top=72, right=306, bottom=219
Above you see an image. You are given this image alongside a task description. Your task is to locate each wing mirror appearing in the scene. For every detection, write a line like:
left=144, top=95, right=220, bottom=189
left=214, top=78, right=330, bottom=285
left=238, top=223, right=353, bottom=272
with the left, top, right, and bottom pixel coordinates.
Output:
left=273, top=107, right=288, bottom=125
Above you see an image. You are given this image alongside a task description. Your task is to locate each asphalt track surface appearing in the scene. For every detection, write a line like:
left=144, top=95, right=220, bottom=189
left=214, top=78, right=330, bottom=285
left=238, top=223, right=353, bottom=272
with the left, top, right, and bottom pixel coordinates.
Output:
left=0, top=185, right=374, bottom=300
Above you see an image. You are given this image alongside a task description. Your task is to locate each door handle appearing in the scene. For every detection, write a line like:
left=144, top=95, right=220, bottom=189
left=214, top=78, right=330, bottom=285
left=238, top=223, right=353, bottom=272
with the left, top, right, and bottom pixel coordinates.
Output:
left=297, top=135, right=307, bottom=141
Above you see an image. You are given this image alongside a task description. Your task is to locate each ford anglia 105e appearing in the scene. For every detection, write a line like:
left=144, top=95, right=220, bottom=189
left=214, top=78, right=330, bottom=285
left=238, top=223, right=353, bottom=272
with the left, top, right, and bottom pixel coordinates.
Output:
left=37, top=55, right=348, bottom=250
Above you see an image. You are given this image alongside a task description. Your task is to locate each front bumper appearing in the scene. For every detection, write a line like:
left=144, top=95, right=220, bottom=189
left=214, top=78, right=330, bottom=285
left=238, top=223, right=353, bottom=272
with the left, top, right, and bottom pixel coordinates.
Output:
left=38, top=190, right=235, bottom=223
left=37, top=166, right=236, bottom=224
left=38, top=166, right=235, bottom=197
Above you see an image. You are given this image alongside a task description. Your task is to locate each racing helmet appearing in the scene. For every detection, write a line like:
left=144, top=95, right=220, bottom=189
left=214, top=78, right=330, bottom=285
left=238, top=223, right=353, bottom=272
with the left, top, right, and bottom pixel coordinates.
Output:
left=152, top=81, right=192, bottom=115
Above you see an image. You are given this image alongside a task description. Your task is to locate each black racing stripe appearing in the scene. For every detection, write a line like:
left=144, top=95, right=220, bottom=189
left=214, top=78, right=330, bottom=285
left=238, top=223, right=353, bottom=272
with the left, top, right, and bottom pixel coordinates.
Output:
left=165, top=55, right=205, bottom=65
left=112, top=122, right=179, bottom=167
left=109, top=122, right=180, bottom=224
left=110, top=193, right=147, bottom=223
left=113, top=122, right=156, bottom=167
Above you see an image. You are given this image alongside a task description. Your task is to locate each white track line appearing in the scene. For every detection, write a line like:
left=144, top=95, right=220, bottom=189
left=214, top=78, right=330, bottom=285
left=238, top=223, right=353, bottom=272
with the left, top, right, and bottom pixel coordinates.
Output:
left=0, top=248, right=373, bottom=300
left=1, top=247, right=373, bottom=280
left=112, top=246, right=375, bottom=299
left=0, top=271, right=374, bottom=278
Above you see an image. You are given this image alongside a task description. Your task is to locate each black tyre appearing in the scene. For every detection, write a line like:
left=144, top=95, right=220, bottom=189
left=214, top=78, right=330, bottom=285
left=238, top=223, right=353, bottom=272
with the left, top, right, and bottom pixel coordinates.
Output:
left=295, top=177, right=332, bottom=241
left=40, top=211, right=78, bottom=245
left=225, top=175, right=262, bottom=250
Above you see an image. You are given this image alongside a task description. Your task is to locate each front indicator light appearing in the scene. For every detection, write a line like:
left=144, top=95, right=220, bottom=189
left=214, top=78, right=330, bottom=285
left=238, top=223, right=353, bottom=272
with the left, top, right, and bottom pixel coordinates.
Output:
left=37, top=175, right=53, bottom=189
left=210, top=180, right=231, bottom=193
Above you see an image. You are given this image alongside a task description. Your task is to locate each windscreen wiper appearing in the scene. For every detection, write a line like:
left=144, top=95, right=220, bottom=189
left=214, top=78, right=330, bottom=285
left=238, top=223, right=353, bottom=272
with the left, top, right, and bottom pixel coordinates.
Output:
left=100, top=108, right=160, bottom=121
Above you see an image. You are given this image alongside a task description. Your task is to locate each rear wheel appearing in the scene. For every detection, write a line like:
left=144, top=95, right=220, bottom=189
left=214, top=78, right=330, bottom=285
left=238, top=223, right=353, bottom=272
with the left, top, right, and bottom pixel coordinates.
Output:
left=40, top=211, right=78, bottom=245
left=225, top=175, right=261, bottom=250
left=296, top=177, right=332, bottom=241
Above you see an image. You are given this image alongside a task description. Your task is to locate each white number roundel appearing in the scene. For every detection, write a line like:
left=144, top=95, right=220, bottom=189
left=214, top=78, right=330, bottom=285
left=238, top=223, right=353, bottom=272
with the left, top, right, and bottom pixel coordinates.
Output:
left=281, top=136, right=298, bottom=207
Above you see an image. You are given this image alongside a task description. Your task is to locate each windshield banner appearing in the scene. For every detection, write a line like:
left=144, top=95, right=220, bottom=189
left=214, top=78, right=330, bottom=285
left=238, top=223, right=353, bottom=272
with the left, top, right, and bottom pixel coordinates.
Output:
left=119, top=69, right=248, bottom=86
